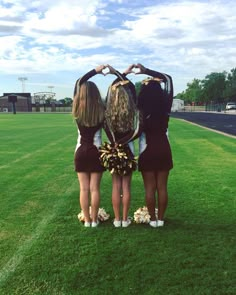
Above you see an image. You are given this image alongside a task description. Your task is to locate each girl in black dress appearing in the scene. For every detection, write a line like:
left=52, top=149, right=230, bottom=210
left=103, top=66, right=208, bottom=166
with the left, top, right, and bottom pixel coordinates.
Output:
left=136, top=63, right=174, bottom=227
left=103, top=64, right=140, bottom=227
left=72, top=65, right=106, bottom=227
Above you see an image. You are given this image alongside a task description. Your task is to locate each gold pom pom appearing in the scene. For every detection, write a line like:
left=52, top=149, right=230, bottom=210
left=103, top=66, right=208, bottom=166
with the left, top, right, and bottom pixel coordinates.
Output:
left=99, top=142, right=137, bottom=175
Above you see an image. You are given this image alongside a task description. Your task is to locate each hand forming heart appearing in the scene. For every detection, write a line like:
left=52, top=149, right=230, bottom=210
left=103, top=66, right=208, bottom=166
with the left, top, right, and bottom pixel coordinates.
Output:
left=102, top=67, right=110, bottom=75
left=133, top=66, right=142, bottom=74
left=123, top=64, right=145, bottom=75
left=99, top=63, right=146, bottom=76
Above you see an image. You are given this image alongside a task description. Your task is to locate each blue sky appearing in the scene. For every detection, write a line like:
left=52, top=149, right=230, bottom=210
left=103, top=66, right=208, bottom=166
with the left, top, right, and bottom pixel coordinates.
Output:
left=0, top=0, right=236, bottom=100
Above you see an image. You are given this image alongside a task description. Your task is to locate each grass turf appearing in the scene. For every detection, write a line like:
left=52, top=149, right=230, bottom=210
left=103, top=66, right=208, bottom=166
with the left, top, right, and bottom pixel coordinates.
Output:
left=0, top=113, right=235, bottom=295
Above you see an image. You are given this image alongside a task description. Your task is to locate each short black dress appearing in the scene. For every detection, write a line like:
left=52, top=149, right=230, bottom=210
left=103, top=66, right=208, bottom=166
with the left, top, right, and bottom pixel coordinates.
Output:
left=138, top=117, right=173, bottom=171
left=73, top=69, right=105, bottom=173
left=74, top=122, right=105, bottom=173
left=138, top=68, right=174, bottom=172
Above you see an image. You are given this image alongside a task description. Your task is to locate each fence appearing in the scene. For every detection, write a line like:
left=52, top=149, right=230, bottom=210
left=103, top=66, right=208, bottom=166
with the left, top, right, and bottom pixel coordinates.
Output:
left=183, top=104, right=227, bottom=112
left=32, top=106, right=72, bottom=112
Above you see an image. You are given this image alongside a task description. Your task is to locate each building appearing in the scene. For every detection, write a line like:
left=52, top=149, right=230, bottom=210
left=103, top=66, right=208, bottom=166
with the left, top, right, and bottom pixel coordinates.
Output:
left=171, top=99, right=184, bottom=112
left=0, top=93, right=32, bottom=112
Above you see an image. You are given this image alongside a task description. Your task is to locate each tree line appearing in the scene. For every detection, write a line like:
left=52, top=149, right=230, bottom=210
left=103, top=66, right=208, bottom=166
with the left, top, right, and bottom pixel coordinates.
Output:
left=174, top=68, right=236, bottom=105
left=61, top=68, right=236, bottom=106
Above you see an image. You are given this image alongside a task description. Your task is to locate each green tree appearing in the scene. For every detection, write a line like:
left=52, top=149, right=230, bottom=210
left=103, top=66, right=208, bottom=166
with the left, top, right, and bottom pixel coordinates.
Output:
left=135, top=81, right=142, bottom=96
left=175, top=92, right=185, bottom=100
left=58, top=98, right=65, bottom=105
left=184, top=78, right=203, bottom=104
left=201, top=72, right=226, bottom=103
left=62, top=97, right=73, bottom=106
left=224, top=68, right=236, bottom=101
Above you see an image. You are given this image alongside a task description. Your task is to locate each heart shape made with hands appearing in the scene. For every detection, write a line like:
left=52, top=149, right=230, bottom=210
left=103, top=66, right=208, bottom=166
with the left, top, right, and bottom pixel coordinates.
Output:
left=102, top=67, right=111, bottom=75
left=101, top=64, right=142, bottom=75
left=133, top=67, right=141, bottom=74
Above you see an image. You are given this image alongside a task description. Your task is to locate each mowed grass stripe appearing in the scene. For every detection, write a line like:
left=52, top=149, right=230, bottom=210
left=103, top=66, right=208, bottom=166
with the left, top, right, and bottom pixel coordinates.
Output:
left=0, top=134, right=73, bottom=170
left=0, top=113, right=74, bottom=165
left=0, top=179, right=78, bottom=288
left=0, top=114, right=235, bottom=294
left=0, top=182, right=71, bottom=286
left=168, top=119, right=236, bottom=225
left=0, top=114, right=77, bottom=270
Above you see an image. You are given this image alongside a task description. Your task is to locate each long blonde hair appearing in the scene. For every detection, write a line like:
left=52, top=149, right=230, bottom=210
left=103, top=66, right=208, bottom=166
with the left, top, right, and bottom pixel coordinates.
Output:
left=72, top=81, right=105, bottom=127
left=105, top=80, right=137, bottom=133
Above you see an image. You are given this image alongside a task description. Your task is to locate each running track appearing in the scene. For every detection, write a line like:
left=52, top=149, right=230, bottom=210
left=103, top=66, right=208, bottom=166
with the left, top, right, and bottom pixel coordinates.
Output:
left=170, top=112, right=236, bottom=137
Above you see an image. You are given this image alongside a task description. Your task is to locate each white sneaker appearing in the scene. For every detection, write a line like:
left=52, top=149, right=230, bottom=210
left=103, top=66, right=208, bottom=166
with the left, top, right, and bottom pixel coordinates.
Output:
left=84, top=222, right=91, bottom=227
left=113, top=220, right=121, bottom=227
left=122, top=219, right=131, bottom=227
left=149, top=220, right=157, bottom=228
left=91, top=220, right=99, bottom=227
left=157, top=220, right=164, bottom=227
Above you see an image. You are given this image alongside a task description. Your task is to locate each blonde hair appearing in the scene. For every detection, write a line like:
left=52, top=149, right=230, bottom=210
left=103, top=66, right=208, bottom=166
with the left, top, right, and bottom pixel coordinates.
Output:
left=72, top=81, right=105, bottom=127
left=105, top=81, right=137, bottom=133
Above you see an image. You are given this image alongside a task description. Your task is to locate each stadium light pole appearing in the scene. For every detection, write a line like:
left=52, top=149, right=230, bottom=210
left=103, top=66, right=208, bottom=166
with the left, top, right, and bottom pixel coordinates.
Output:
left=18, top=77, right=28, bottom=93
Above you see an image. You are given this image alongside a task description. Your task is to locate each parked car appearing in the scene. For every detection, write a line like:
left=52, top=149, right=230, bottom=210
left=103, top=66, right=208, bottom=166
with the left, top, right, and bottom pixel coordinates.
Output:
left=226, top=102, right=236, bottom=110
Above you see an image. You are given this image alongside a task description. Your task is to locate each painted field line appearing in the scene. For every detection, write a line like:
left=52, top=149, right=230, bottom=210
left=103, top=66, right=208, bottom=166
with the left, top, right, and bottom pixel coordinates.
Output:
left=0, top=184, right=74, bottom=287
left=0, top=213, right=54, bottom=285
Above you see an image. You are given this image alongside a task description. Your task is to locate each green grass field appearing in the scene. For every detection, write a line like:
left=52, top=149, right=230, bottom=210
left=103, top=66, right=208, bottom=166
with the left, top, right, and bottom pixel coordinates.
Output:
left=0, top=113, right=235, bottom=295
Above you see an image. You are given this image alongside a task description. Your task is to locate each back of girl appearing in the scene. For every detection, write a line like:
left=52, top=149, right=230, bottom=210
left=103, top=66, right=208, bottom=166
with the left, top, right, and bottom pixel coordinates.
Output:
left=135, top=63, right=173, bottom=228
left=72, top=65, right=106, bottom=228
left=105, top=77, right=137, bottom=140
left=102, top=65, right=139, bottom=228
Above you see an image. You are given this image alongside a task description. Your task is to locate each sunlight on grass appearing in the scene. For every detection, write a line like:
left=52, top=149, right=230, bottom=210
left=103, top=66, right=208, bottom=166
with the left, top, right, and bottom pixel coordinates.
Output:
left=0, top=114, right=235, bottom=294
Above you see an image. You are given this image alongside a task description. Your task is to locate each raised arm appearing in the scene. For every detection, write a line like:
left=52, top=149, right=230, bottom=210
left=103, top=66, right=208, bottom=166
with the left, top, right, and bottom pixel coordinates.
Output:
left=136, top=63, right=174, bottom=113
left=105, top=64, right=137, bottom=104
left=73, top=65, right=106, bottom=96
left=106, top=65, right=127, bottom=81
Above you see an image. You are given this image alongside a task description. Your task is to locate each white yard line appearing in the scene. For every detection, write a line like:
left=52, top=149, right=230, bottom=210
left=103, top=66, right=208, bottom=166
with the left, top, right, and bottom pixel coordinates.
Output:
left=0, top=212, right=55, bottom=285
left=0, top=183, right=74, bottom=287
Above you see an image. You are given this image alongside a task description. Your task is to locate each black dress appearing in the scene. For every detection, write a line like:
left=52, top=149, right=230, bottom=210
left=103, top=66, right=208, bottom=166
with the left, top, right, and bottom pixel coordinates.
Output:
left=73, top=69, right=105, bottom=173
left=74, top=122, right=105, bottom=172
left=138, top=69, right=174, bottom=172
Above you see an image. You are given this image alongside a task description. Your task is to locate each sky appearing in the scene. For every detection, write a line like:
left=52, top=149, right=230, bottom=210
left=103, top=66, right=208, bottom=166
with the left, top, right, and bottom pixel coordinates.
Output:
left=0, top=0, right=236, bottom=100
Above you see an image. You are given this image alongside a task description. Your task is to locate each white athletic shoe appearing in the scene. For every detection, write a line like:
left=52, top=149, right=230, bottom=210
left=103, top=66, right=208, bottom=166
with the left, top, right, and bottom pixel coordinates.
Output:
left=157, top=220, right=164, bottom=227
left=91, top=220, right=99, bottom=227
left=149, top=220, right=157, bottom=228
left=122, top=219, right=131, bottom=227
left=84, top=222, right=91, bottom=227
left=113, top=220, right=121, bottom=227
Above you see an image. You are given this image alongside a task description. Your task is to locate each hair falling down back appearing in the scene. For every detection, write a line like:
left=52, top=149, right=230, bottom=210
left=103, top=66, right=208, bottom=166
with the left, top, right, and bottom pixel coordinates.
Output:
left=105, top=82, right=137, bottom=134
left=72, top=81, right=105, bottom=127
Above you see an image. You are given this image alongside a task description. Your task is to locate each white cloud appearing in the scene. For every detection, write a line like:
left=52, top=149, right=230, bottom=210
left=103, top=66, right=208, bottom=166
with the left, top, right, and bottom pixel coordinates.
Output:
left=0, top=0, right=236, bottom=99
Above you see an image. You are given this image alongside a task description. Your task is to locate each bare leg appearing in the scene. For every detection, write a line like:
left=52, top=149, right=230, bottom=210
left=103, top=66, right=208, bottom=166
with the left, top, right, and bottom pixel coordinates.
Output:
left=78, top=173, right=90, bottom=223
left=112, top=174, right=122, bottom=221
left=90, top=172, right=103, bottom=222
left=121, top=173, right=132, bottom=221
left=141, top=171, right=157, bottom=221
left=156, top=171, right=169, bottom=220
